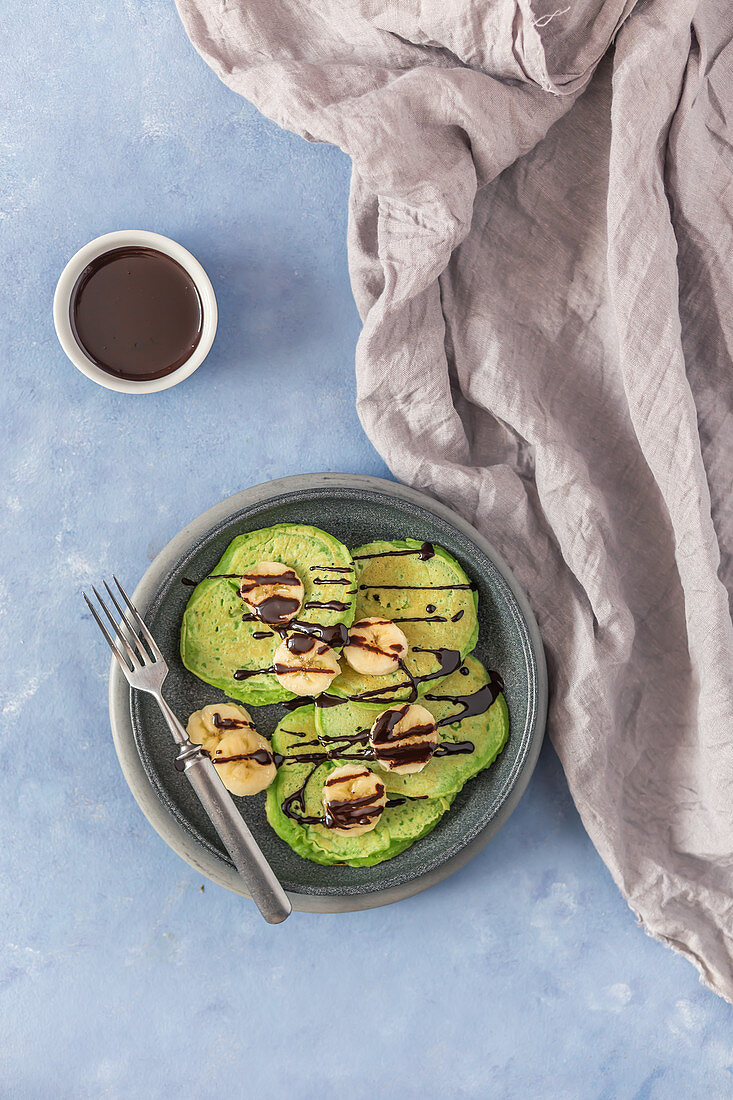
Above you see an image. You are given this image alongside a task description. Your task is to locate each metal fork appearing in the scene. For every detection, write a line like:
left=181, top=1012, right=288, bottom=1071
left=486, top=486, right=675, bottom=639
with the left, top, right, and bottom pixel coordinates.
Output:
left=84, top=577, right=291, bottom=925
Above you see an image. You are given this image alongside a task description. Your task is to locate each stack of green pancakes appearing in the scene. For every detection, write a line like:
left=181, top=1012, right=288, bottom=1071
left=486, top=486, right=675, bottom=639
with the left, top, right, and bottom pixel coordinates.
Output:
left=180, top=523, right=509, bottom=867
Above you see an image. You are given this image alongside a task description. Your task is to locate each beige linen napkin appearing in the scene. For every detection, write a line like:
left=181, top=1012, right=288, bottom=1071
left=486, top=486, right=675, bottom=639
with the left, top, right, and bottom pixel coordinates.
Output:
left=176, top=0, right=733, bottom=999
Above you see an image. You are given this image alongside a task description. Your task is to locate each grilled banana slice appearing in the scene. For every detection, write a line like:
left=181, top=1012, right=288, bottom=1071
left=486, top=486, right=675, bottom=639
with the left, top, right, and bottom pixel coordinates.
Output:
left=186, top=702, right=255, bottom=756
left=322, top=765, right=387, bottom=836
left=210, top=729, right=278, bottom=796
left=273, top=635, right=341, bottom=695
left=239, top=561, right=304, bottom=625
left=369, top=703, right=438, bottom=774
left=342, top=617, right=409, bottom=676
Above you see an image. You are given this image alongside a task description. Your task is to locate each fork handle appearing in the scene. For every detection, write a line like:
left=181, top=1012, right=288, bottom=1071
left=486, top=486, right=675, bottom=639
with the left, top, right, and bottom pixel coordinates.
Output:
left=155, top=695, right=291, bottom=924
left=181, top=753, right=292, bottom=924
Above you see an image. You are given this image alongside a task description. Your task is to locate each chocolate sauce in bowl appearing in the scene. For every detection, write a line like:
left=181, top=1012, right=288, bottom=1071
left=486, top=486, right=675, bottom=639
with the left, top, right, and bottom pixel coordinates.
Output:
left=70, top=247, right=203, bottom=380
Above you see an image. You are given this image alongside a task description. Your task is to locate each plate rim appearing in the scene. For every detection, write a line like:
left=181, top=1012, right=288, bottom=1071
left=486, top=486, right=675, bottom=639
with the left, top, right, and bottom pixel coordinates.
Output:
left=108, top=472, right=548, bottom=913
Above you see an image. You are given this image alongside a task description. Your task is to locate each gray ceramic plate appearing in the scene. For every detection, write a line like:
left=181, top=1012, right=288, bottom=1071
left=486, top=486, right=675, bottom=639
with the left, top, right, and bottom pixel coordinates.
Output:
left=109, top=473, right=547, bottom=912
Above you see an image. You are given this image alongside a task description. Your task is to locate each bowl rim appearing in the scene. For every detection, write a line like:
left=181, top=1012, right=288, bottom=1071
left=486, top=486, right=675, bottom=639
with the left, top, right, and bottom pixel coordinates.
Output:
left=53, top=229, right=218, bottom=394
left=108, top=473, right=548, bottom=912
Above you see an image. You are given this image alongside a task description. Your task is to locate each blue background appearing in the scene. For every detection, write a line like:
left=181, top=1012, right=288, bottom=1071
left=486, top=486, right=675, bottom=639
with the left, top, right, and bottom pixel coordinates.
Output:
left=2, top=1, right=731, bottom=1095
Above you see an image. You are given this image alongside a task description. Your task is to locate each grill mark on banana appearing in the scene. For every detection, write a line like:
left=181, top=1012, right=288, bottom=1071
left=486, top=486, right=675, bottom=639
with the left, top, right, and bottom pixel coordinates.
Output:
left=273, top=634, right=341, bottom=696
left=239, top=561, right=304, bottom=625
left=343, top=617, right=409, bottom=676
left=369, top=703, right=439, bottom=774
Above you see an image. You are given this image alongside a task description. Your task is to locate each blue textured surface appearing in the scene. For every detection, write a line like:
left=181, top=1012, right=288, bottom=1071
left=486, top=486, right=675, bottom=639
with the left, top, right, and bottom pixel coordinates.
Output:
left=2, top=1, right=731, bottom=1095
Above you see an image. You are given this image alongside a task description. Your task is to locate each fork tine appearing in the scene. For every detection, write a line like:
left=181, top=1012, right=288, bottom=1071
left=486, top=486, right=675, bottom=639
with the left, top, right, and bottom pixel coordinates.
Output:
left=91, top=586, right=141, bottom=669
left=113, top=576, right=162, bottom=660
left=83, top=592, right=133, bottom=671
left=103, top=580, right=149, bottom=664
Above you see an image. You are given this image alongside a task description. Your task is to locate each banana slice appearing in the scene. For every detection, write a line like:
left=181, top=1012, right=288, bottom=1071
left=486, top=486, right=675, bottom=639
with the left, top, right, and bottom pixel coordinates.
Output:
left=273, top=635, right=341, bottom=696
left=342, top=617, right=409, bottom=676
left=239, top=561, right=304, bottom=625
left=210, top=729, right=278, bottom=796
left=369, top=703, right=438, bottom=774
left=322, top=765, right=387, bottom=836
left=186, top=702, right=255, bottom=756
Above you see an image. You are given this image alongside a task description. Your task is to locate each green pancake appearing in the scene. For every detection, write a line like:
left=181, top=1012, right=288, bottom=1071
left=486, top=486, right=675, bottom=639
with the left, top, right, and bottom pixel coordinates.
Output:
left=316, top=655, right=509, bottom=799
left=180, top=523, right=356, bottom=706
left=266, top=708, right=453, bottom=867
left=327, top=538, right=479, bottom=703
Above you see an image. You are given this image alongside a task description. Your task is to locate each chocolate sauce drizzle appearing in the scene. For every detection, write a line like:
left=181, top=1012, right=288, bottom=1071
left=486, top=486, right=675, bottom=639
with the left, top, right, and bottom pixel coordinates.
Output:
left=359, top=582, right=476, bottom=592
left=352, top=542, right=435, bottom=562
left=241, top=612, right=349, bottom=651
left=281, top=647, right=464, bottom=712
left=370, top=704, right=439, bottom=768
left=279, top=757, right=413, bottom=828
left=226, top=665, right=503, bottom=830
left=182, top=561, right=356, bottom=653
left=390, top=610, right=465, bottom=625
left=308, top=565, right=354, bottom=573
left=276, top=672, right=500, bottom=823
left=211, top=711, right=254, bottom=731
left=234, top=634, right=340, bottom=681
left=325, top=783, right=386, bottom=830
left=425, top=672, right=504, bottom=726
left=303, top=599, right=351, bottom=612
left=239, top=567, right=303, bottom=626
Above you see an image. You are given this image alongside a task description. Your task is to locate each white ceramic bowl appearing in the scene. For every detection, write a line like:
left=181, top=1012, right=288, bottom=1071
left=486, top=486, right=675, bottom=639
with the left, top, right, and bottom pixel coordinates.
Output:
left=53, top=230, right=218, bottom=394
